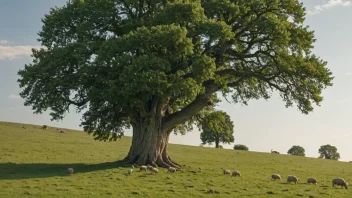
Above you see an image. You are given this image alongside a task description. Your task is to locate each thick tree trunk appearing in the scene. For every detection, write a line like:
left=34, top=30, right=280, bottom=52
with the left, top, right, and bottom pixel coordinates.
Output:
left=215, top=140, right=219, bottom=148
left=123, top=117, right=181, bottom=169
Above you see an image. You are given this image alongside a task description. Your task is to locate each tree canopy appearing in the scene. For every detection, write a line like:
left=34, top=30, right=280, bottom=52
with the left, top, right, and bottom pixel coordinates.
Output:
left=17, top=0, right=333, bottom=167
left=287, top=145, right=305, bottom=156
left=234, top=144, right=249, bottom=151
left=318, top=144, right=340, bottom=160
left=200, top=111, right=234, bottom=148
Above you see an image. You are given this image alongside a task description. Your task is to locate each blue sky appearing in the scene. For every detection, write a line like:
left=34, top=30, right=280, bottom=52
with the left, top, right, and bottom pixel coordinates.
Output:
left=1, top=0, right=352, bottom=161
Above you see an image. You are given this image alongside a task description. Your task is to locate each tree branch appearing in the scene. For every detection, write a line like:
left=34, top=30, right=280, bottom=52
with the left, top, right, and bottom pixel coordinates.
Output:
left=64, top=98, right=88, bottom=107
left=162, top=81, right=218, bottom=131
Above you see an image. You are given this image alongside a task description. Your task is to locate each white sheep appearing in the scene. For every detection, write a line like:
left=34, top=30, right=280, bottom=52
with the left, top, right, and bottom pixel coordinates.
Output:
left=222, top=168, right=231, bottom=175
left=271, top=174, right=281, bottom=181
left=287, top=175, right=299, bottom=184
left=67, top=168, right=74, bottom=174
left=307, top=177, right=318, bottom=185
left=167, top=167, right=177, bottom=173
left=332, top=178, right=348, bottom=189
left=232, top=170, right=241, bottom=177
left=127, top=165, right=134, bottom=175
left=148, top=166, right=158, bottom=174
left=139, top=165, right=147, bottom=172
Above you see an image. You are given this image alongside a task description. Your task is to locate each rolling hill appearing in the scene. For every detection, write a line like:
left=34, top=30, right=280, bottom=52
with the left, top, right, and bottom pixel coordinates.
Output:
left=0, top=121, right=351, bottom=197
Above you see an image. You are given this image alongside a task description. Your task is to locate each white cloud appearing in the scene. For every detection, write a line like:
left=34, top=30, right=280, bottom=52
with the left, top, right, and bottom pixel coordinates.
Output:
left=307, top=0, right=352, bottom=15
left=8, top=94, right=21, bottom=100
left=0, top=40, right=41, bottom=60
left=344, top=72, right=352, bottom=75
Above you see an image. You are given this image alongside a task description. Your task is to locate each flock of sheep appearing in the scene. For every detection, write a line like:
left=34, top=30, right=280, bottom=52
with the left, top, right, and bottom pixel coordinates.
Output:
left=120, top=164, right=349, bottom=190
left=24, top=124, right=68, bottom=134
left=126, top=164, right=177, bottom=176
left=223, top=169, right=348, bottom=189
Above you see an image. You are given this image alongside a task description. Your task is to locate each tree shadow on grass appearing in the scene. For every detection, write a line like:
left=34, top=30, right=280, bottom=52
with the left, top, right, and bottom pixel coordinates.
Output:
left=0, top=160, right=130, bottom=180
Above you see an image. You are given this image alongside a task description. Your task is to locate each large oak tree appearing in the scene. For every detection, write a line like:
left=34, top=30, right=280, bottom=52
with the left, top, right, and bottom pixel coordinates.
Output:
left=18, top=0, right=333, bottom=168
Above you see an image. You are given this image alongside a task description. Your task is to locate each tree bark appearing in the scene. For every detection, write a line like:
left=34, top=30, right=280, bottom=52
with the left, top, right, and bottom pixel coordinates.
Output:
left=123, top=117, right=181, bottom=168
left=215, top=140, right=219, bottom=148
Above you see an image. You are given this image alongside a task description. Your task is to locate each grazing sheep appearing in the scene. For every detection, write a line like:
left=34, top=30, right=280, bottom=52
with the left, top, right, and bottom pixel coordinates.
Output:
left=307, top=177, right=318, bottom=185
left=271, top=174, right=282, bottom=181
left=232, top=170, right=241, bottom=177
left=287, top=175, right=299, bottom=184
left=41, top=125, right=48, bottom=130
left=127, top=165, right=134, bottom=175
left=271, top=149, right=280, bottom=154
left=222, top=168, right=231, bottom=175
left=332, top=178, right=348, bottom=189
left=67, top=168, right=74, bottom=174
left=139, top=165, right=147, bottom=172
left=148, top=166, right=158, bottom=174
left=59, top=129, right=67, bottom=134
left=167, top=167, right=177, bottom=173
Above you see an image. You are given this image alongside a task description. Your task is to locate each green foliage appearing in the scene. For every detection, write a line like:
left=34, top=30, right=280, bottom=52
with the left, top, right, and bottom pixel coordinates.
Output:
left=200, top=111, right=234, bottom=148
left=287, top=145, right=305, bottom=156
left=234, top=144, right=249, bottom=151
left=1, top=121, right=352, bottom=198
left=18, top=0, right=333, bottom=141
left=318, top=144, right=340, bottom=160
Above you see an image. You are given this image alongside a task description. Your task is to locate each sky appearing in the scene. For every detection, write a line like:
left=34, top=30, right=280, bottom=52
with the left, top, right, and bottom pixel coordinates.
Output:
left=0, top=0, right=351, bottom=161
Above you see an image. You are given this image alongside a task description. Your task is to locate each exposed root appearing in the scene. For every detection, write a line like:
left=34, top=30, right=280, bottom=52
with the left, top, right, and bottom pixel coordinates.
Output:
left=163, top=156, right=181, bottom=169
left=168, top=156, right=181, bottom=167
left=156, top=157, right=171, bottom=168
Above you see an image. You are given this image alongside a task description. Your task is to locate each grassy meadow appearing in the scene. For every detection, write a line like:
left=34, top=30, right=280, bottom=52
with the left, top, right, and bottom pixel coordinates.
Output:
left=0, top=121, right=351, bottom=197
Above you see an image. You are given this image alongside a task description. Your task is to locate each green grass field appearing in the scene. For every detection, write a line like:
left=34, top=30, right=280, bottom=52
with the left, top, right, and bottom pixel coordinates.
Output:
left=0, top=121, right=351, bottom=197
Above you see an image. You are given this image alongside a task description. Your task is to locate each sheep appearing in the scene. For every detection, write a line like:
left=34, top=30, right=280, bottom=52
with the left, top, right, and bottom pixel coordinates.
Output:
left=148, top=166, right=158, bottom=174
left=271, top=149, right=280, bottom=154
left=307, top=177, right=318, bottom=185
left=167, top=167, right=177, bottom=173
left=221, top=168, right=231, bottom=175
left=59, top=129, right=67, bottom=134
left=287, top=175, right=299, bottom=184
left=139, top=165, right=147, bottom=172
left=271, top=174, right=282, bottom=181
left=232, top=170, right=241, bottom=177
left=127, top=165, right=134, bottom=175
left=67, top=168, right=74, bottom=174
left=332, top=178, right=348, bottom=189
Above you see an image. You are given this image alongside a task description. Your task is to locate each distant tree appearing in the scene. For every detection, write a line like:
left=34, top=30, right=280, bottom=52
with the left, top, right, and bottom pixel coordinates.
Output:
left=234, top=144, right=249, bottom=151
left=318, top=144, right=340, bottom=160
left=287, top=145, right=305, bottom=156
left=200, top=111, right=234, bottom=148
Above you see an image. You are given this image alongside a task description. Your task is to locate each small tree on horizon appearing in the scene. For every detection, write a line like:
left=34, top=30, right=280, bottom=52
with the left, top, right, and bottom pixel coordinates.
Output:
left=200, top=111, right=234, bottom=148
left=234, top=144, right=249, bottom=151
left=287, top=145, right=305, bottom=156
left=318, top=144, right=340, bottom=160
